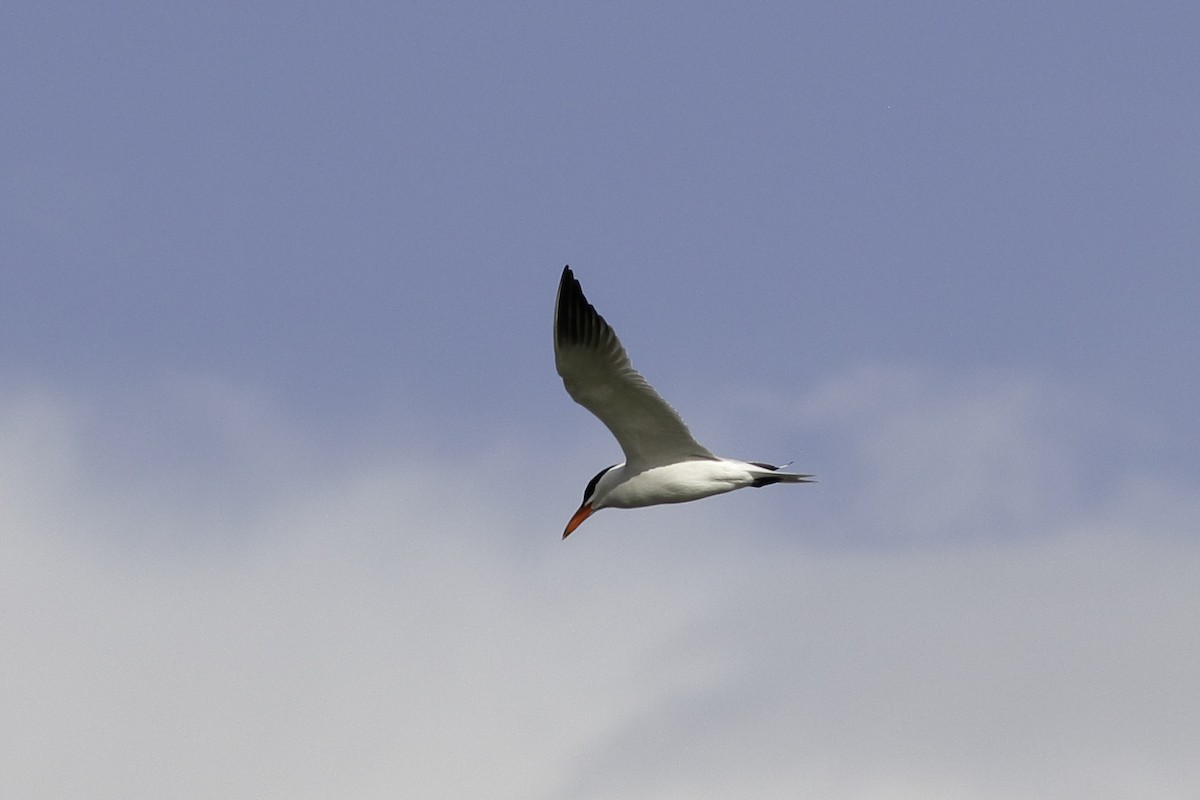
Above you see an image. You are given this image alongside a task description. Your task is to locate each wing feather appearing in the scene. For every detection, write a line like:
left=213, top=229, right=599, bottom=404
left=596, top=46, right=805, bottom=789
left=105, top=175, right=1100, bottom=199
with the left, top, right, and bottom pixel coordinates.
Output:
left=554, top=266, right=715, bottom=469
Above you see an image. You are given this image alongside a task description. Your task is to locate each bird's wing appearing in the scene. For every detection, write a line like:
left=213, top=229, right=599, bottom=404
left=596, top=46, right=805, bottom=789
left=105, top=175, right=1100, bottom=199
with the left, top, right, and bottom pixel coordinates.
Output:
left=554, top=266, right=715, bottom=470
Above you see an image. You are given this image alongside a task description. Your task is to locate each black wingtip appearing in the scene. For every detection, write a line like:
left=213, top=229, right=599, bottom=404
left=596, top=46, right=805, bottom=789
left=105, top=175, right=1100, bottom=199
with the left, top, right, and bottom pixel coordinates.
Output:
left=559, top=265, right=577, bottom=296
left=559, top=265, right=578, bottom=292
left=555, top=265, right=605, bottom=350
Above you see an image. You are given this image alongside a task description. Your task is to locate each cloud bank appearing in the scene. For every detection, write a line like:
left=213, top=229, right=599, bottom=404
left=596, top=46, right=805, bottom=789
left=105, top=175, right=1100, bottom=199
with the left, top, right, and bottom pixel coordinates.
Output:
left=3, top=366, right=1197, bottom=799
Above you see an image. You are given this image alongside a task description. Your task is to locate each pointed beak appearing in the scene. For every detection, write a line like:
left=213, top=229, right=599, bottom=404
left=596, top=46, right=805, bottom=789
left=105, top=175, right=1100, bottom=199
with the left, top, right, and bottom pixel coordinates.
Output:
left=562, top=503, right=593, bottom=539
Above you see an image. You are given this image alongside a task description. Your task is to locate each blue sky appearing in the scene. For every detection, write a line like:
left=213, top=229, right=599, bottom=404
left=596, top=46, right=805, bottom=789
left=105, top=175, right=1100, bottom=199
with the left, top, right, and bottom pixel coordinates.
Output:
left=4, top=3, right=1199, bottom=797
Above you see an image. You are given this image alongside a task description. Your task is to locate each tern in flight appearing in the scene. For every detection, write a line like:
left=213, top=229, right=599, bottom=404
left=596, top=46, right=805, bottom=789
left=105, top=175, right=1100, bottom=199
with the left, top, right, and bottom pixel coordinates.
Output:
left=555, top=266, right=812, bottom=539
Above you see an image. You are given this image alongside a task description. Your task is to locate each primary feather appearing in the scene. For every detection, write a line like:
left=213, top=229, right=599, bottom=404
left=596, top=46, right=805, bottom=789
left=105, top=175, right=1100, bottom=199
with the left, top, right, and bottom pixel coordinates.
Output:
left=554, top=266, right=715, bottom=470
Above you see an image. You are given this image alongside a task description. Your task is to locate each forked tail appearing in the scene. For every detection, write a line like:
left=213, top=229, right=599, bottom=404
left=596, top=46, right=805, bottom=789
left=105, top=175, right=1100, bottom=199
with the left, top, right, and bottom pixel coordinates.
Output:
left=748, top=461, right=815, bottom=488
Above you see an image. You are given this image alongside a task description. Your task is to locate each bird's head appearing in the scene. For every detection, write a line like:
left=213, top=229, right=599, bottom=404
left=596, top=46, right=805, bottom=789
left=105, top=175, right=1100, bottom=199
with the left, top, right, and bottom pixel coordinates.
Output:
left=562, top=464, right=617, bottom=539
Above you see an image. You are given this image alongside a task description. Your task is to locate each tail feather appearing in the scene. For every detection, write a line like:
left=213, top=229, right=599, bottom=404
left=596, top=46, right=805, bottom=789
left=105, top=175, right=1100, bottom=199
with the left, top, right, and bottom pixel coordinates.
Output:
left=748, top=461, right=815, bottom=488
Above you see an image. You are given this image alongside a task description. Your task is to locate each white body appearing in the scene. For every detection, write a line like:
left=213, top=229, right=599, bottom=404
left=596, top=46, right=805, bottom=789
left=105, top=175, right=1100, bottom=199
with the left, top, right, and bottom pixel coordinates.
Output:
left=594, top=459, right=782, bottom=509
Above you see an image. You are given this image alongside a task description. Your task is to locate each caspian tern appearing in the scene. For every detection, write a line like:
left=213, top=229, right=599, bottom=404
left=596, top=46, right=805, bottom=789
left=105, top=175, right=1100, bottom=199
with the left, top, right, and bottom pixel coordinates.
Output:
left=555, top=265, right=812, bottom=539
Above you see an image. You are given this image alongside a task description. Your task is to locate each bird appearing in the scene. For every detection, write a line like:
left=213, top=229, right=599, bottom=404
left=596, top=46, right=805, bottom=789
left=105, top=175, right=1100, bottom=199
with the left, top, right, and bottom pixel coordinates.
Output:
left=554, top=265, right=812, bottom=539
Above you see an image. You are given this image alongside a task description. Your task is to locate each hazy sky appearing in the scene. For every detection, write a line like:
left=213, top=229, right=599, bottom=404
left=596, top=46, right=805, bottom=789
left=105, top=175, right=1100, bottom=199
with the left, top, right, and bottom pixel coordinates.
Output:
left=4, top=3, right=1198, bottom=798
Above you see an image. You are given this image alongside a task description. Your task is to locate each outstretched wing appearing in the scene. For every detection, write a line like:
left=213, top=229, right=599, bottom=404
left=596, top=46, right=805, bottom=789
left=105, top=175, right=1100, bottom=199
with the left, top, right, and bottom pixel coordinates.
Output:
left=554, top=266, right=715, bottom=470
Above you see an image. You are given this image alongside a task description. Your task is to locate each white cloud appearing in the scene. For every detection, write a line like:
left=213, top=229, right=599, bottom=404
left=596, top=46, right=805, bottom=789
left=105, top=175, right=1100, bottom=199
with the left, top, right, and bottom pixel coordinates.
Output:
left=2, top=367, right=1197, bottom=799
left=731, top=362, right=1149, bottom=545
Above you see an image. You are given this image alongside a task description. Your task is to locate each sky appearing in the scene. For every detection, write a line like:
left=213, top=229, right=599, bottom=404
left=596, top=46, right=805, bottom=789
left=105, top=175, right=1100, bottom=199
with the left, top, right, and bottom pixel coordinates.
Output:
left=3, top=2, right=1199, bottom=797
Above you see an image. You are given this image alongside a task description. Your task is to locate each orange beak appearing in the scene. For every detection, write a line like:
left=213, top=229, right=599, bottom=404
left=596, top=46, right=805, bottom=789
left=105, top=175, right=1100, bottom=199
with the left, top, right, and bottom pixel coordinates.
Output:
left=562, top=503, right=593, bottom=539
